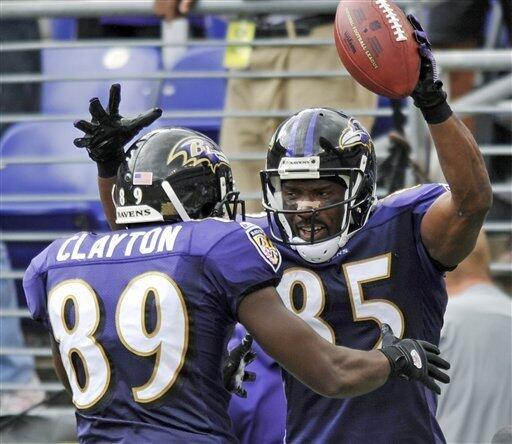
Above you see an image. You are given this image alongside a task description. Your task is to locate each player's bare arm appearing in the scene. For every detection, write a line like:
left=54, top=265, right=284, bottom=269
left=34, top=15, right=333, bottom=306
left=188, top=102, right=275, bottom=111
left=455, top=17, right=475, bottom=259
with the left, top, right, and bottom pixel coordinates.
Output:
left=421, top=117, right=492, bottom=267
left=238, top=286, right=450, bottom=397
left=153, top=0, right=196, bottom=22
left=407, top=16, right=492, bottom=267
left=98, top=176, right=118, bottom=230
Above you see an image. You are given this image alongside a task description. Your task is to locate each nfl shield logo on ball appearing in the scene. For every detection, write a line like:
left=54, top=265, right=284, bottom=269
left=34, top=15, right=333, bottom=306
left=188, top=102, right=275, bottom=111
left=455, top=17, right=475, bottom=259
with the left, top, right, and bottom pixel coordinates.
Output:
left=370, top=20, right=381, bottom=31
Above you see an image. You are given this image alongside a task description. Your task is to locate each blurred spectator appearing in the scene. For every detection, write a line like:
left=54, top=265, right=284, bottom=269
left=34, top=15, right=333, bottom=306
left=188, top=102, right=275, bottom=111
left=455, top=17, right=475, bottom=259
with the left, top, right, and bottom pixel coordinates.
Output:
left=426, top=0, right=510, bottom=145
left=154, top=0, right=195, bottom=22
left=437, top=231, right=512, bottom=444
left=0, top=19, right=41, bottom=135
left=77, top=17, right=161, bottom=39
left=428, top=0, right=511, bottom=49
left=492, top=426, right=512, bottom=444
left=427, top=0, right=511, bottom=131
left=227, top=325, right=285, bottom=444
left=0, top=242, right=44, bottom=415
left=78, top=1, right=196, bottom=70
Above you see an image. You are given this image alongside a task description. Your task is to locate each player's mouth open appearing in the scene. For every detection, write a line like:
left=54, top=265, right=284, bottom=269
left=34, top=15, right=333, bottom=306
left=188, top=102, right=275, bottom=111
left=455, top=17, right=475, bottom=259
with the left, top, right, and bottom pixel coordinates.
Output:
left=297, top=224, right=328, bottom=241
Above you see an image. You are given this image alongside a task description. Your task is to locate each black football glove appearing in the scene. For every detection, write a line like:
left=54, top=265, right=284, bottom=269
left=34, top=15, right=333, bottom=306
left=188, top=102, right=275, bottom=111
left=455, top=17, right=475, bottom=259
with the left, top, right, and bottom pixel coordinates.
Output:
left=223, top=334, right=257, bottom=398
left=407, top=14, right=452, bottom=124
left=73, top=83, right=162, bottom=177
left=379, top=323, right=450, bottom=395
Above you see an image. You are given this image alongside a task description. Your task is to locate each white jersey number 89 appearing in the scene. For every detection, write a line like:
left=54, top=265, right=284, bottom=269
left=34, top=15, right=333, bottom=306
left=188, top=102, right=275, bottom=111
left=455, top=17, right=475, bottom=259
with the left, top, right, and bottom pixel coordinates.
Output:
left=48, top=272, right=188, bottom=409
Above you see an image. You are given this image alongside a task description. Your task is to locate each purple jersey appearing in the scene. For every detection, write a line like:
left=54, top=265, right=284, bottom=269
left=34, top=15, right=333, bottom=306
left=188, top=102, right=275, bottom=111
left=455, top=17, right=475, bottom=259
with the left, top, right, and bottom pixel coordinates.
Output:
left=23, top=218, right=281, bottom=443
left=246, top=183, right=449, bottom=443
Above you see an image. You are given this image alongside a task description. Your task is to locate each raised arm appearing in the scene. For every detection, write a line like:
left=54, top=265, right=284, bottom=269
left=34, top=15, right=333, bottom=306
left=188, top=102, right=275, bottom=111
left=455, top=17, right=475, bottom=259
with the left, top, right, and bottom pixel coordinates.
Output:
left=421, top=116, right=492, bottom=266
left=238, top=286, right=450, bottom=398
left=408, top=16, right=492, bottom=267
left=98, top=176, right=118, bottom=230
left=73, top=84, right=162, bottom=230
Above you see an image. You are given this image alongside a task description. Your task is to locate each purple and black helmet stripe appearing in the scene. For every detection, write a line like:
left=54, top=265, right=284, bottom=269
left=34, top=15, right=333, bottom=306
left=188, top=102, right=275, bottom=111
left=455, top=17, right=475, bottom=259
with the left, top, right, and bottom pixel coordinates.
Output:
left=285, top=109, right=321, bottom=157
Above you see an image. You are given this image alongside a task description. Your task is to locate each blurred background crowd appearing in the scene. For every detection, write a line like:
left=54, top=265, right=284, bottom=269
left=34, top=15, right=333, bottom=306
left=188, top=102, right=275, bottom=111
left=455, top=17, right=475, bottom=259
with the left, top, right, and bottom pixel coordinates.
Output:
left=0, top=0, right=510, bottom=442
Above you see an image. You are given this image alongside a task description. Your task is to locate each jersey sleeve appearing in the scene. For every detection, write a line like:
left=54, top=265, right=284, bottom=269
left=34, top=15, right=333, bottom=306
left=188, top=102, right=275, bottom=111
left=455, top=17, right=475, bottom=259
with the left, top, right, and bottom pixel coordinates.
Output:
left=204, top=222, right=282, bottom=320
left=383, top=183, right=450, bottom=275
left=22, top=247, right=50, bottom=327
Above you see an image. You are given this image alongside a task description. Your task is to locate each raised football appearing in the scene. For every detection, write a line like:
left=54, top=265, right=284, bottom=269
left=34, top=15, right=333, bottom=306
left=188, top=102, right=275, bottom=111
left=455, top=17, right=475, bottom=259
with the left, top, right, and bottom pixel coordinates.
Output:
left=334, top=0, right=421, bottom=99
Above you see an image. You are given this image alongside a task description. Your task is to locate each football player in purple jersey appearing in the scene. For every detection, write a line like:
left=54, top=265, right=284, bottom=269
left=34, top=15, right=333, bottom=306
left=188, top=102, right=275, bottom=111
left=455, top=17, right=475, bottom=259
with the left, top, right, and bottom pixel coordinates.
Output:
left=236, top=17, right=491, bottom=444
left=23, top=92, right=450, bottom=442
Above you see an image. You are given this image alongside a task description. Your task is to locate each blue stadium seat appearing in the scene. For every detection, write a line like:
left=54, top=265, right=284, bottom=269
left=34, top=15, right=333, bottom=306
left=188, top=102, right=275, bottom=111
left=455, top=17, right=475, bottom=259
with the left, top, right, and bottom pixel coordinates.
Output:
left=42, top=47, right=161, bottom=114
left=158, top=47, right=226, bottom=141
left=0, top=122, right=108, bottom=231
left=203, top=16, right=228, bottom=39
left=50, top=18, right=78, bottom=40
left=1, top=122, right=109, bottom=281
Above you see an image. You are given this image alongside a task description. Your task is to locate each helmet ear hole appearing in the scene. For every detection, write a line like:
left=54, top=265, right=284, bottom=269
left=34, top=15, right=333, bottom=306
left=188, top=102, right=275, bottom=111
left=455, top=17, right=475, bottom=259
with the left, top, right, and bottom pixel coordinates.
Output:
left=200, top=202, right=215, bottom=218
left=319, top=136, right=335, bottom=151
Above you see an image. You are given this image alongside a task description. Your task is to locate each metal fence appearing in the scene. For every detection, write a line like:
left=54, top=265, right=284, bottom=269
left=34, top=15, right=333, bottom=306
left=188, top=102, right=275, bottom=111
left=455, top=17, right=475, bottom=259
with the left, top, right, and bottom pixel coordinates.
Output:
left=0, top=0, right=511, bottom=396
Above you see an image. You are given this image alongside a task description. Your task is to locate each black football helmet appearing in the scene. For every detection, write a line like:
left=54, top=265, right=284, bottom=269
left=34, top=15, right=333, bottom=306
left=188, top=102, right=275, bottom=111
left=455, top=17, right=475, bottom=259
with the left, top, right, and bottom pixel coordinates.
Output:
left=261, top=108, right=377, bottom=263
left=113, top=127, right=243, bottom=225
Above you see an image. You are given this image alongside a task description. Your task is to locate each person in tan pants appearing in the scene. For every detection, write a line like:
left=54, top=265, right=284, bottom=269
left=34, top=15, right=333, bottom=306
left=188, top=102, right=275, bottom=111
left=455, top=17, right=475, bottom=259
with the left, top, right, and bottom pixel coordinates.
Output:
left=220, top=18, right=377, bottom=211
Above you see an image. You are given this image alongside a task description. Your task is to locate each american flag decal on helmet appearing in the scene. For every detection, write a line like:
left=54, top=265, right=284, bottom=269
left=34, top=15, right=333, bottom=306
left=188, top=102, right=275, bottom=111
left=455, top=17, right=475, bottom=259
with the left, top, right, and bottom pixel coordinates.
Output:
left=133, top=171, right=153, bottom=185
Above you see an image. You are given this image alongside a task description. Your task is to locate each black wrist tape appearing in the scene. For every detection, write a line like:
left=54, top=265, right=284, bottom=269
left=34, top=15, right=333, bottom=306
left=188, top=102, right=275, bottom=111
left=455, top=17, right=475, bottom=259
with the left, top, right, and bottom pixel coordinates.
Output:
left=421, top=101, right=453, bottom=124
left=97, top=157, right=122, bottom=178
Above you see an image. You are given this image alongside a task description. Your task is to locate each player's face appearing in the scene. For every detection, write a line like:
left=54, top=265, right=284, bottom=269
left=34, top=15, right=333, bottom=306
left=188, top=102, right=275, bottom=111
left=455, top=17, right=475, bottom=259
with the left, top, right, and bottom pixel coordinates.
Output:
left=281, top=179, right=346, bottom=242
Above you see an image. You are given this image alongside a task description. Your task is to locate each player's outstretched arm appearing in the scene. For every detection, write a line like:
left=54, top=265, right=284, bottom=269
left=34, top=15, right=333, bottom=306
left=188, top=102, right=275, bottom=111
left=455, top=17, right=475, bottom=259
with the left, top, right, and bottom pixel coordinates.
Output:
left=73, top=83, right=162, bottom=230
left=238, top=287, right=450, bottom=398
left=407, top=16, right=492, bottom=267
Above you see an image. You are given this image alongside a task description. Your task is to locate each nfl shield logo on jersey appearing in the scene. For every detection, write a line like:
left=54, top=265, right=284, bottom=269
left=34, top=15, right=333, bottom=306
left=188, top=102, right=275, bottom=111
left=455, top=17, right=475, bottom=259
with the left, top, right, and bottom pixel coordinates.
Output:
left=241, top=222, right=282, bottom=272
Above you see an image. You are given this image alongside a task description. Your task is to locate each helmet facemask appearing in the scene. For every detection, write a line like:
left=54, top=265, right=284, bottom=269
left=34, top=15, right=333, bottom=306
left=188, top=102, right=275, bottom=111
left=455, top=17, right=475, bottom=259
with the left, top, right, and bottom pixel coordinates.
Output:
left=261, top=163, right=373, bottom=263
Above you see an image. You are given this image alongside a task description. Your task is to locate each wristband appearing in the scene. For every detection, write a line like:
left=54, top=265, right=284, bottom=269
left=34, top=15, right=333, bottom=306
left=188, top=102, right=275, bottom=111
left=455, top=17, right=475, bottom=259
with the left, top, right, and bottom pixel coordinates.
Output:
left=421, top=101, right=453, bottom=125
left=379, top=348, right=401, bottom=378
left=97, top=157, right=123, bottom=178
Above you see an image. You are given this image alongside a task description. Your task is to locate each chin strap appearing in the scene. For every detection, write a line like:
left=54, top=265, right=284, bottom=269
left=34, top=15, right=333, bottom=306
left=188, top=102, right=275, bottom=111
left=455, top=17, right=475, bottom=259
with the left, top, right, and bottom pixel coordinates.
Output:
left=294, top=235, right=342, bottom=264
left=161, top=180, right=191, bottom=221
left=293, top=222, right=352, bottom=264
